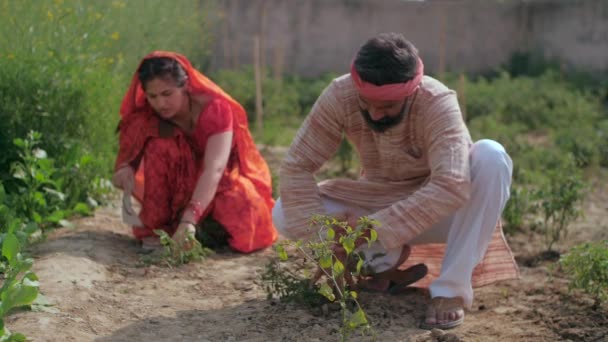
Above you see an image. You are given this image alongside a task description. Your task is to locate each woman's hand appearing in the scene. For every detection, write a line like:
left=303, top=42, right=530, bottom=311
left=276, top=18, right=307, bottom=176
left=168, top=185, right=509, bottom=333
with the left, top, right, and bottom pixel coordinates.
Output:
left=173, top=221, right=197, bottom=250
left=112, top=166, right=134, bottom=191
left=113, top=166, right=141, bottom=224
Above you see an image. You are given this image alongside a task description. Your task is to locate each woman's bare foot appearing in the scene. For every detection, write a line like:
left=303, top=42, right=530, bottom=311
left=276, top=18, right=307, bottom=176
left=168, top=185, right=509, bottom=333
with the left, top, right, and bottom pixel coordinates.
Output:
left=421, top=296, right=465, bottom=329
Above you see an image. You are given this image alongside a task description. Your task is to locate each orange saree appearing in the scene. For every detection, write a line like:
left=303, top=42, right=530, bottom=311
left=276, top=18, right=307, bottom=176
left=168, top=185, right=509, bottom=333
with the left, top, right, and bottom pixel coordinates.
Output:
left=115, top=51, right=277, bottom=253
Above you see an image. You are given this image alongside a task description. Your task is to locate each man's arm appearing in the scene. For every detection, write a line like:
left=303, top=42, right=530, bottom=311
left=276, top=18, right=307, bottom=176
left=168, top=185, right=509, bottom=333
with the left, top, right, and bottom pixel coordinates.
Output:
left=369, top=91, right=472, bottom=249
left=279, top=81, right=345, bottom=238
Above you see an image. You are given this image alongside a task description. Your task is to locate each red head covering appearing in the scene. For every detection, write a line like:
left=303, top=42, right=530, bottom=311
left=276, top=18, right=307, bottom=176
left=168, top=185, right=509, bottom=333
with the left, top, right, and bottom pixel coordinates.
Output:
left=350, top=57, right=424, bottom=101
left=115, top=51, right=273, bottom=206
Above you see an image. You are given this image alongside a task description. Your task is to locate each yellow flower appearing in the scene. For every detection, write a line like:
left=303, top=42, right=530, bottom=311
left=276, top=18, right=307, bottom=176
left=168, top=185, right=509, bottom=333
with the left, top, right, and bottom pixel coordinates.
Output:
left=95, top=12, right=102, bottom=20
left=7, top=53, right=14, bottom=59
left=47, top=10, right=54, bottom=20
left=111, top=32, right=120, bottom=40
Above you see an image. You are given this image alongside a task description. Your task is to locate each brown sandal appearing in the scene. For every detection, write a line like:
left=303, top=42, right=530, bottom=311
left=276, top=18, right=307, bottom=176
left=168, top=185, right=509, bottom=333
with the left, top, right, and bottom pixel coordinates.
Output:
left=420, top=296, right=465, bottom=330
left=357, top=245, right=428, bottom=293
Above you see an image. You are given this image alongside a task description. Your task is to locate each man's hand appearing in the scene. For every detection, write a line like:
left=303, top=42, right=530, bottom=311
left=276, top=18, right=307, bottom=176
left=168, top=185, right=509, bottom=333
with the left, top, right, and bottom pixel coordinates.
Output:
left=333, top=211, right=371, bottom=249
left=333, top=211, right=358, bottom=232
left=310, top=211, right=372, bottom=291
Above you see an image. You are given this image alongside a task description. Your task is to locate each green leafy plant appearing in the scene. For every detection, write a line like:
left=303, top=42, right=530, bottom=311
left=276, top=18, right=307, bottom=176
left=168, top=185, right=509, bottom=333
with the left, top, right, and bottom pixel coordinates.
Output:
left=0, top=222, right=40, bottom=340
left=502, top=186, right=535, bottom=234
left=535, top=164, right=585, bottom=252
left=264, top=215, right=378, bottom=341
left=9, top=131, right=59, bottom=226
left=4, top=131, right=99, bottom=232
left=560, top=240, right=608, bottom=307
left=261, top=259, right=327, bottom=308
left=152, top=230, right=213, bottom=267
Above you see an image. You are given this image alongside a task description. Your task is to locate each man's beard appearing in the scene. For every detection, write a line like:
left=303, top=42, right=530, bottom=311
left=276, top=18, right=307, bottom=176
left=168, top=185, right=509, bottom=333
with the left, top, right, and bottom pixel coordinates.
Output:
left=360, top=101, right=407, bottom=133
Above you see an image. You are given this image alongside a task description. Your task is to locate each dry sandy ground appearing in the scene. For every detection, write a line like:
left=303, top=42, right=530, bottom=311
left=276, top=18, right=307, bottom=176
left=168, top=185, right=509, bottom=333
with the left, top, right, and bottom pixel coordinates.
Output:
left=5, top=159, right=608, bottom=341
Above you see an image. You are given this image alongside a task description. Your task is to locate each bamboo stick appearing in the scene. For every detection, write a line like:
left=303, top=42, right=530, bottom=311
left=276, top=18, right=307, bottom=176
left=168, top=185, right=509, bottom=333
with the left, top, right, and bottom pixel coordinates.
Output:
left=254, top=35, right=264, bottom=134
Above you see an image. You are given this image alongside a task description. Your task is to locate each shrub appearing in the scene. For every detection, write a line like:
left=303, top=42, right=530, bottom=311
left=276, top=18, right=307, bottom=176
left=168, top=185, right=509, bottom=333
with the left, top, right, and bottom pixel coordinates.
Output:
left=3, top=132, right=101, bottom=231
left=560, top=240, right=608, bottom=307
left=212, top=67, right=340, bottom=146
left=534, top=158, right=586, bottom=252
left=502, top=186, right=534, bottom=234
left=264, top=215, right=378, bottom=341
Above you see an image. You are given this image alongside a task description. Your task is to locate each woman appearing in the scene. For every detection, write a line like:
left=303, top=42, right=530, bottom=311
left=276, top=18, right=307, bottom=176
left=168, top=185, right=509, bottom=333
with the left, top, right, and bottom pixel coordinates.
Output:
left=112, top=51, right=277, bottom=253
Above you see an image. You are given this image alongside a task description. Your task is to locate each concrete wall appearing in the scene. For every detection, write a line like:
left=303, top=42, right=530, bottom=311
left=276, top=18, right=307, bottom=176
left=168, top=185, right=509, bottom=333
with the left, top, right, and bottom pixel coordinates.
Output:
left=209, top=0, right=608, bottom=77
left=528, top=0, right=608, bottom=71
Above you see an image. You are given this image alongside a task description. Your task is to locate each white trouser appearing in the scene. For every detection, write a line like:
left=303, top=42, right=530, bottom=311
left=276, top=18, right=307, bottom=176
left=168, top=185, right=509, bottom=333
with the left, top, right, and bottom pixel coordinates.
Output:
left=272, top=139, right=512, bottom=307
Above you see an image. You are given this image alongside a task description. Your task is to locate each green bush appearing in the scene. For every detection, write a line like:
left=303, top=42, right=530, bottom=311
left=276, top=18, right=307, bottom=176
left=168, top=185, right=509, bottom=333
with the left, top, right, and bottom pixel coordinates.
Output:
left=502, top=186, right=534, bottom=234
left=212, top=67, right=338, bottom=146
left=560, top=240, right=608, bottom=306
left=212, top=67, right=301, bottom=120
left=462, top=71, right=601, bottom=133
left=3, top=132, right=102, bottom=231
left=0, top=61, right=89, bottom=172
left=444, top=70, right=604, bottom=238
left=535, top=162, right=585, bottom=252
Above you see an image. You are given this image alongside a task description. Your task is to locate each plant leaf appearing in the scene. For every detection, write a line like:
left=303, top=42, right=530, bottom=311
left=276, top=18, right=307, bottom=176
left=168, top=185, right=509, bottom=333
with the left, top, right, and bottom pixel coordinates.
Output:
left=342, top=239, right=355, bottom=255
left=73, top=202, right=91, bottom=216
left=320, top=254, right=332, bottom=269
left=326, top=228, right=335, bottom=241
left=333, top=259, right=345, bottom=276
left=0, top=280, right=39, bottom=315
left=2, top=233, right=19, bottom=264
left=349, top=308, right=368, bottom=328
left=276, top=244, right=288, bottom=261
left=369, top=229, right=378, bottom=243
left=318, top=283, right=335, bottom=302
left=356, top=258, right=364, bottom=274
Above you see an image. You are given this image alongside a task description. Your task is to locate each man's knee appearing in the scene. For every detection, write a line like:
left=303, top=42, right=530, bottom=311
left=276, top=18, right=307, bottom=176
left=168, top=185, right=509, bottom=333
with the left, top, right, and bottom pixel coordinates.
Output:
left=471, top=139, right=513, bottom=178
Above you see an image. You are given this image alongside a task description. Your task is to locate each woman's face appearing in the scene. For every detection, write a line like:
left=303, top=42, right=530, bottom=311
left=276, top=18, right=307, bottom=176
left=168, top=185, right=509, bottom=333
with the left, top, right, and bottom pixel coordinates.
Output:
left=143, top=77, right=188, bottom=120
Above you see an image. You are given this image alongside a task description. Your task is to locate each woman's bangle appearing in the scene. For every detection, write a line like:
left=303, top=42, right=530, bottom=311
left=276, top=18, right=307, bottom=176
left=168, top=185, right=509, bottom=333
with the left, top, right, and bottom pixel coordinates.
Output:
left=180, top=219, right=197, bottom=226
left=188, top=200, right=204, bottom=222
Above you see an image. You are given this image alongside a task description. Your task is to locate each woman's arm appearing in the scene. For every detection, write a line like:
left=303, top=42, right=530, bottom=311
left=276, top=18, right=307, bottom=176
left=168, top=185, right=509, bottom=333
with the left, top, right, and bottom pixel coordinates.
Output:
left=180, top=131, right=234, bottom=225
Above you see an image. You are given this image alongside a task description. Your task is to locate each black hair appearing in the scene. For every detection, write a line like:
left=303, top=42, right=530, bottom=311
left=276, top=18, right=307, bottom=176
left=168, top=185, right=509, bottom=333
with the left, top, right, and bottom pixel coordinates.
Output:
left=138, top=57, right=188, bottom=89
left=354, top=32, right=419, bottom=86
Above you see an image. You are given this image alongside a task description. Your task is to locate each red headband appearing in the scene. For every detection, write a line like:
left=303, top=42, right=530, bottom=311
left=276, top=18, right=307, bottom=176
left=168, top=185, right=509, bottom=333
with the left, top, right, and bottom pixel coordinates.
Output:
left=350, top=57, right=424, bottom=101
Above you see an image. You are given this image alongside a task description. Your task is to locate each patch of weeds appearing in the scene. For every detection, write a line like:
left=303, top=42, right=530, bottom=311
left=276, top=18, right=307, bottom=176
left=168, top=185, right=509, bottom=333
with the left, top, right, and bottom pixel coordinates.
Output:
left=261, top=258, right=327, bottom=308
left=140, top=230, right=213, bottom=267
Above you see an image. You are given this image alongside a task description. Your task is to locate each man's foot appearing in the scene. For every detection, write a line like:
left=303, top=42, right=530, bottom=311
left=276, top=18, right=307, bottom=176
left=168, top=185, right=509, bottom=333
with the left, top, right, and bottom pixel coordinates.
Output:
left=420, top=296, right=465, bottom=330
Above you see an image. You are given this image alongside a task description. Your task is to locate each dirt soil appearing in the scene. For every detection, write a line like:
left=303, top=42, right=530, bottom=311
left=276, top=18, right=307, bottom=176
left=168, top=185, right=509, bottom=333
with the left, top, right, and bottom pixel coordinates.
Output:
left=5, top=154, right=608, bottom=342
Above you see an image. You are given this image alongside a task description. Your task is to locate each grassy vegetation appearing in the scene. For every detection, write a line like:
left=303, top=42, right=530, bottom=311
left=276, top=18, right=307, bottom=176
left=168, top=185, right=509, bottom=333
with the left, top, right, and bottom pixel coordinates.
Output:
left=0, top=1, right=215, bottom=338
left=1, top=1, right=607, bottom=338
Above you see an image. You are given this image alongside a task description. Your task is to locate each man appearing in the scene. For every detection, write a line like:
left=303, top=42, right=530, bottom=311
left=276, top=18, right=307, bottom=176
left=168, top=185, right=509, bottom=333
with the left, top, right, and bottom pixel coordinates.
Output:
left=272, top=32, right=519, bottom=329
